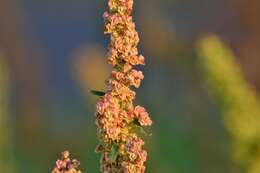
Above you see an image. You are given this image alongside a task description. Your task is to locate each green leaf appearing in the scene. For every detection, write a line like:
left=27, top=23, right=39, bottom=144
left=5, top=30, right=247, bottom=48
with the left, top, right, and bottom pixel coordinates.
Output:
left=140, top=127, right=152, bottom=136
left=132, top=119, right=152, bottom=136
left=90, top=90, right=105, bottom=96
left=109, top=143, right=119, bottom=163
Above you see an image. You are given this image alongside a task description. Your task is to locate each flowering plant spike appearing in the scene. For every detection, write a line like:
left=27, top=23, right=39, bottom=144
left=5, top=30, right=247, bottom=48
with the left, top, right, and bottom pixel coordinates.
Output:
left=95, top=0, right=153, bottom=172
left=52, top=151, right=82, bottom=173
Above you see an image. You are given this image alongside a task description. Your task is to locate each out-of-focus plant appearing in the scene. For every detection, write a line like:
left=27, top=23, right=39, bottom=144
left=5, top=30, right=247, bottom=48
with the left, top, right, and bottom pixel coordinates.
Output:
left=196, top=36, right=260, bottom=173
left=0, top=52, right=16, bottom=173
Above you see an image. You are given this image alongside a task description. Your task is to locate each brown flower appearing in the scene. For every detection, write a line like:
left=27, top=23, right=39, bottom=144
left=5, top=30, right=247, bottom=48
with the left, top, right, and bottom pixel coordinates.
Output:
left=52, top=151, right=81, bottom=173
left=95, top=0, right=152, bottom=172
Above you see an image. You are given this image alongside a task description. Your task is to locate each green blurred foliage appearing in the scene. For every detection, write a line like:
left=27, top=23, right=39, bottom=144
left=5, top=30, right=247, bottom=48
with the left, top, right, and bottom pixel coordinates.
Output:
left=0, top=52, right=16, bottom=173
left=197, top=36, right=260, bottom=173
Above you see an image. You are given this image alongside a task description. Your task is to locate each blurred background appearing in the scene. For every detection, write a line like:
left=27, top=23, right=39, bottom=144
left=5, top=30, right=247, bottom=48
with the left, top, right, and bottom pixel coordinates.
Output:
left=1, top=0, right=260, bottom=173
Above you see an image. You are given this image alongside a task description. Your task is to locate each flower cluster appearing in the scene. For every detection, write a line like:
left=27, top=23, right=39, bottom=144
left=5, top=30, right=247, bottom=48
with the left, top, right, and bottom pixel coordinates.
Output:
left=52, top=151, right=82, bottom=173
left=95, top=0, right=152, bottom=173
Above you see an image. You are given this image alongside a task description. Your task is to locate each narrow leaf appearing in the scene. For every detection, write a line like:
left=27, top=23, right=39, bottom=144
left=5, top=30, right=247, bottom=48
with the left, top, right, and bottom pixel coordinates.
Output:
left=90, top=90, right=106, bottom=96
left=109, top=143, right=119, bottom=163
